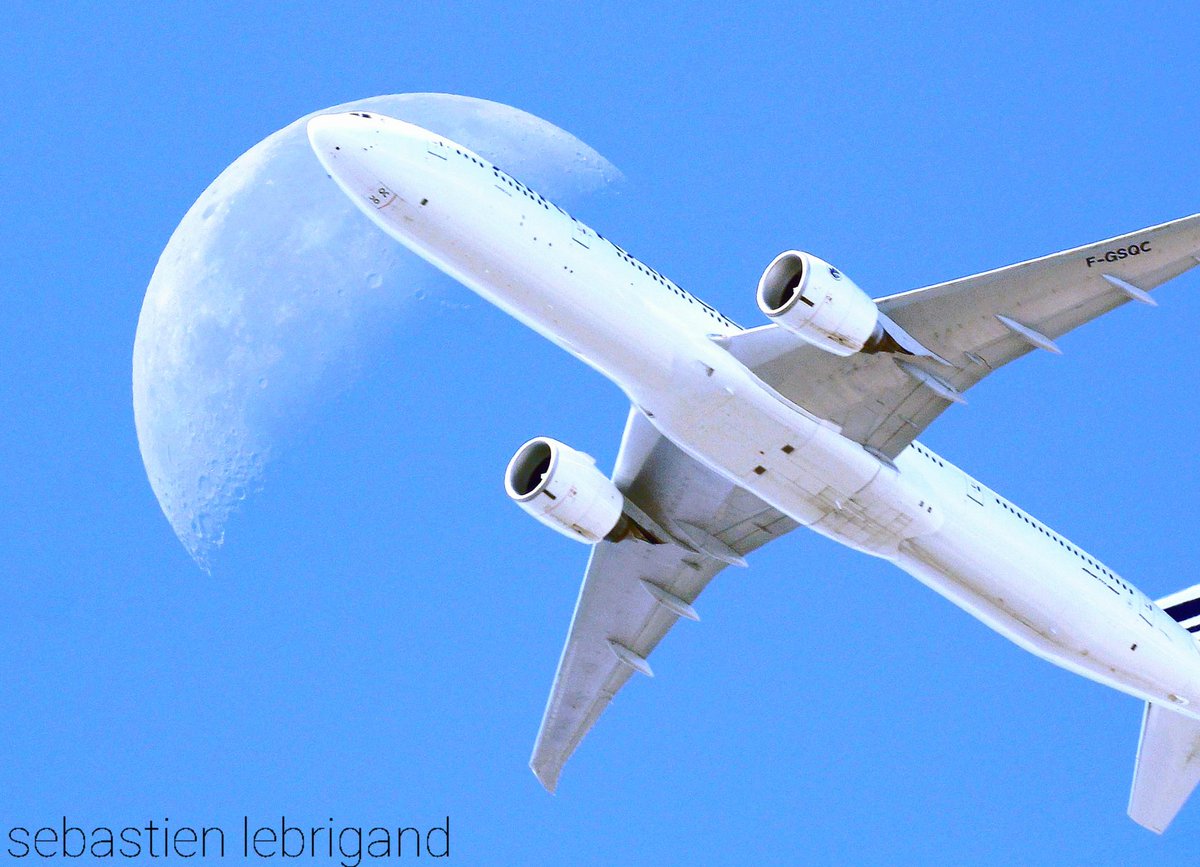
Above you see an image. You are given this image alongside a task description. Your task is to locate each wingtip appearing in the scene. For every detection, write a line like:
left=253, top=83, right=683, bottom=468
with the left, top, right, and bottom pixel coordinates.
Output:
left=1128, top=810, right=1167, bottom=835
left=531, top=760, right=560, bottom=794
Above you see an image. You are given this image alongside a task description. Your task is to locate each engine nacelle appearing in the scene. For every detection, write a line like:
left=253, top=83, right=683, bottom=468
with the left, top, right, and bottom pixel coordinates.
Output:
left=504, top=437, right=625, bottom=544
left=756, top=251, right=883, bottom=357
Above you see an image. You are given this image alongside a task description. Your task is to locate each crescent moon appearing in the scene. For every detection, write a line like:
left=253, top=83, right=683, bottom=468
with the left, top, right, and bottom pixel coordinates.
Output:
left=133, top=93, right=622, bottom=569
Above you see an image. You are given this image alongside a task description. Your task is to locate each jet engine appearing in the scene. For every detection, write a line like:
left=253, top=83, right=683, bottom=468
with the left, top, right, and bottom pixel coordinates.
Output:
left=756, top=251, right=885, bottom=357
left=504, top=437, right=628, bottom=544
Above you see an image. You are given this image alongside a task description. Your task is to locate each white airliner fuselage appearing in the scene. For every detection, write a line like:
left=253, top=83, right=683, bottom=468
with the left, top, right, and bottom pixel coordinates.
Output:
left=306, top=112, right=1200, bottom=794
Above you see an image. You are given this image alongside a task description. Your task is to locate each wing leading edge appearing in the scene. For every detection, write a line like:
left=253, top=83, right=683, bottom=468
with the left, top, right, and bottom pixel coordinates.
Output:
left=530, top=409, right=797, bottom=791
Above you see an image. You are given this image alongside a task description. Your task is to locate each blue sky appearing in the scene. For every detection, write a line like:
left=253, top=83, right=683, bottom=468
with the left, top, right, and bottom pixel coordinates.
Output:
left=4, top=2, right=1200, bottom=864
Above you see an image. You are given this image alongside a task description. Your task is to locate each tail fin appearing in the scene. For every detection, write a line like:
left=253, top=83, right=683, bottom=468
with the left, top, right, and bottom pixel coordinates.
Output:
left=1155, top=583, right=1200, bottom=635
left=1129, top=702, right=1200, bottom=832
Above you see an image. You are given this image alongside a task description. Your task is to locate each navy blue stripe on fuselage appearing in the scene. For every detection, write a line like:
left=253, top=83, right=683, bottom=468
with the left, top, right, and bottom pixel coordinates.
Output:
left=1164, top=597, right=1200, bottom=623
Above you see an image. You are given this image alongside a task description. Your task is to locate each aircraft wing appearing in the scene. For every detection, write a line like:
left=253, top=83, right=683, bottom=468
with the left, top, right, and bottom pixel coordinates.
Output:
left=530, top=408, right=797, bottom=791
left=727, top=215, right=1200, bottom=458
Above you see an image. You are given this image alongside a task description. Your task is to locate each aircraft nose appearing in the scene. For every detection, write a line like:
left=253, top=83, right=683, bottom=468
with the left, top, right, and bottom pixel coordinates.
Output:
left=306, top=112, right=358, bottom=157
left=307, top=111, right=436, bottom=156
left=307, top=111, right=441, bottom=213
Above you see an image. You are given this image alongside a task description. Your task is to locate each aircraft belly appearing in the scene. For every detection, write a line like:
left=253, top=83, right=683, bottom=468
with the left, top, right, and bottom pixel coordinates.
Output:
left=643, top=358, right=1197, bottom=711
left=639, top=355, right=946, bottom=554
left=896, top=505, right=1200, bottom=711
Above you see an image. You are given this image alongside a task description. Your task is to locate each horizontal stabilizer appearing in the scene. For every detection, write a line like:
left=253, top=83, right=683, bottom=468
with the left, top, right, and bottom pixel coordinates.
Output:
left=1156, top=583, right=1200, bottom=634
left=1129, top=702, right=1200, bottom=833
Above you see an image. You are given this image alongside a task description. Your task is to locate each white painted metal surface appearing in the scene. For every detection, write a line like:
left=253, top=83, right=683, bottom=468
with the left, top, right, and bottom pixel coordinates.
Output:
left=308, top=111, right=1200, bottom=830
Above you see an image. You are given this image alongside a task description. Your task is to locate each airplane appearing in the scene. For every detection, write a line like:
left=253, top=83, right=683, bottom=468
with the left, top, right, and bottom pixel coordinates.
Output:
left=306, top=110, right=1200, bottom=832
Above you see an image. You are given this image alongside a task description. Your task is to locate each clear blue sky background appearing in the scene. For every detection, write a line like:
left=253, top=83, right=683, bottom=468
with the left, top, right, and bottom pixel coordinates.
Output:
left=4, top=3, right=1200, bottom=864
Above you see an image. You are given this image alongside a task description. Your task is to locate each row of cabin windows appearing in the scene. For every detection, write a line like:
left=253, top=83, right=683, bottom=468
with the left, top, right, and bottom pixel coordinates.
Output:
left=484, top=159, right=737, bottom=328
left=911, top=443, right=945, bottom=468
left=904, top=439, right=1133, bottom=597
left=492, top=166, right=560, bottom=213
left=451, top=146, right=487, bottom=170
left=610, top=247, right=733, bottom=326
left=991, top=497, right=1132, bottom=592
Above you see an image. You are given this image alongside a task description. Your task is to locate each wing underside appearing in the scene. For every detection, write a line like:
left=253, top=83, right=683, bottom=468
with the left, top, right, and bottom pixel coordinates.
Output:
left=530, top=214, right=1200, bottom=793
left=530, top=409, right=795, bottom=791
left=728, top=215, right=1200, bottom=457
